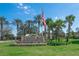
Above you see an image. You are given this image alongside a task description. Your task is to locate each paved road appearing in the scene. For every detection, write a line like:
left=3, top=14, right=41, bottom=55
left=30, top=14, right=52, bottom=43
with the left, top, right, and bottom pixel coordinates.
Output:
left=0, top=40, right=15, bottom=43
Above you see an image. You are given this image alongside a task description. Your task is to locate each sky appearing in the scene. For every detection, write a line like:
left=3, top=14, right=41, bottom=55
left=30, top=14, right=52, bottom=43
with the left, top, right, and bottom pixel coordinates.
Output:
left=0, top=3, right=79, bottom=36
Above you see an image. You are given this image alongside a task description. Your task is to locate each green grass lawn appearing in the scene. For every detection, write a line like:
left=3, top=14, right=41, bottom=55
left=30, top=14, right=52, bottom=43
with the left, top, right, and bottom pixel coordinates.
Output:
left=0, top=40, right=79, bottom=56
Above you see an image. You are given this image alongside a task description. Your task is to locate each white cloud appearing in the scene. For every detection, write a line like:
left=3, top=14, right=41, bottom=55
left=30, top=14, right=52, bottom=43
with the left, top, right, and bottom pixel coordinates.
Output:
left=24, top=6, right=28, bottom=10
left=24, top=11, right=30, bottom=14
left=55, top=16, right=58, bottom=19
left=17, top=4, right=29, bottom=13
left=17, top=3, right=35, bottom=15
left=61, top=16, right=64, bottom=18
left=17, top=6, right=20, bottom=8
left=19, top=3, right=23, bottom=6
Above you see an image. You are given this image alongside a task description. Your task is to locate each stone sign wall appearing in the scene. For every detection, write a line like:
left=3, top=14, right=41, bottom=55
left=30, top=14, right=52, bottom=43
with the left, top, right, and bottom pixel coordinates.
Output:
left=16, top=34, right=46, bottom=43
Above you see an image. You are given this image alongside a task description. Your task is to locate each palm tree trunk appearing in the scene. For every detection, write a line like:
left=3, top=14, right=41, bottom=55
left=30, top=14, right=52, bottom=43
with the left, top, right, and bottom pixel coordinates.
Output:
left=17, top=24, right=19, bottom=39
left=1, top=23, right=3, bottom=40
left=55, top=30, right=58, bottom=40
left=24, top=28, right=26, bottom=36
left=48, top=28, right=50, bottom=39
left=66, top=23, right=70, bottom=42
left=57, top=30, right=60, bottom=42
left=52, top=29, right=54, bottom=39
left=55, top=29, right=58, bottom=42
left=38, top=23, right=40, bottom=35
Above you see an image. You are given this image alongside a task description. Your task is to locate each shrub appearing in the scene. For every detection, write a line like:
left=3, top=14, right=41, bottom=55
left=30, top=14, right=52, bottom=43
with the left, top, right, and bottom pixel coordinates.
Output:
left=47, top=39, right=66, bottom=46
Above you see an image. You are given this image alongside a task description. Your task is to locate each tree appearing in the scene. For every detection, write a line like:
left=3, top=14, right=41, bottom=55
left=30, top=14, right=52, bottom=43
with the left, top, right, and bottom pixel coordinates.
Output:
left=49, top=20, right=55, bottom=39
left=75, top=27, right=79, bottom=38
left=70, top=30, right=75, bottom=39
left=32, top=20, right=38, bottom=34
left=4, top=28, right=14, bottom=40
left=25, top=20, right=33, bottom=34
left=65, top=15, right=75, bottom=42
left=54, top=19, right=65, bottom=41
left=76, top=27, right=79, bottom=33
left=46, top=18, right=52, bottom=39
left=20, top=23, right=27, bottom=36
left=46, top=18, right=55, bottom=39
left=34, top=15, right=42, bottom=34
left=0, top=16, right=6, bottom=40
left=13, top=19, right=22, bottom=38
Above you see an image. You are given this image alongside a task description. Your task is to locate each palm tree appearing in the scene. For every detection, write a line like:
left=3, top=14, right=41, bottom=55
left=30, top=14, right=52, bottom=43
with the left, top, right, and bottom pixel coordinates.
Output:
left=49, top=20, right=55, bottom=39
left=0, top=16, right=6, bottom=40
left=34, top=15, right=42, bottom=34
left=25, top=20, right=33, bottom=34
left=65, top=15, right=75, bottom=42
left=54, top=19, right=65, bottom=41
left=76, top=27, right=79, bottom=33
left=4, top=21, right=11, bottom=40
left=32, top=20, right=38, bottom=34
left=46, top=18, right=53, bottom=39
left=70, top=30, right=75, bottom=39
left=76, top=27, right=79, bottom=38
left=20, top=23, right=27, bottom=36
left=13, top=19, right=22, bottom=38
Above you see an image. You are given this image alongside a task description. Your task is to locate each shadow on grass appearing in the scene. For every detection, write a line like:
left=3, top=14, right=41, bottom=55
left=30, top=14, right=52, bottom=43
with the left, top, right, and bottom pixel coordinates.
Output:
left=71, top=40, right=79, bottom=44
left=9, top=44, right=46, bottom=47
left=47, top=42, right=67, bottom=46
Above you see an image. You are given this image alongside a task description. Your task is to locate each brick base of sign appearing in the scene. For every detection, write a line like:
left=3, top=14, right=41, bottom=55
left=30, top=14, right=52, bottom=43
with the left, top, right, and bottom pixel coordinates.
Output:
left=15, top=34, right=46, bottom=45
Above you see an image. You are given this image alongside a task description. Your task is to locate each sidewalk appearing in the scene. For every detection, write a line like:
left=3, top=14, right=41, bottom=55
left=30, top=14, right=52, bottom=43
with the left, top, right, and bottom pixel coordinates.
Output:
left=0, top=40, right=15, bottom=43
